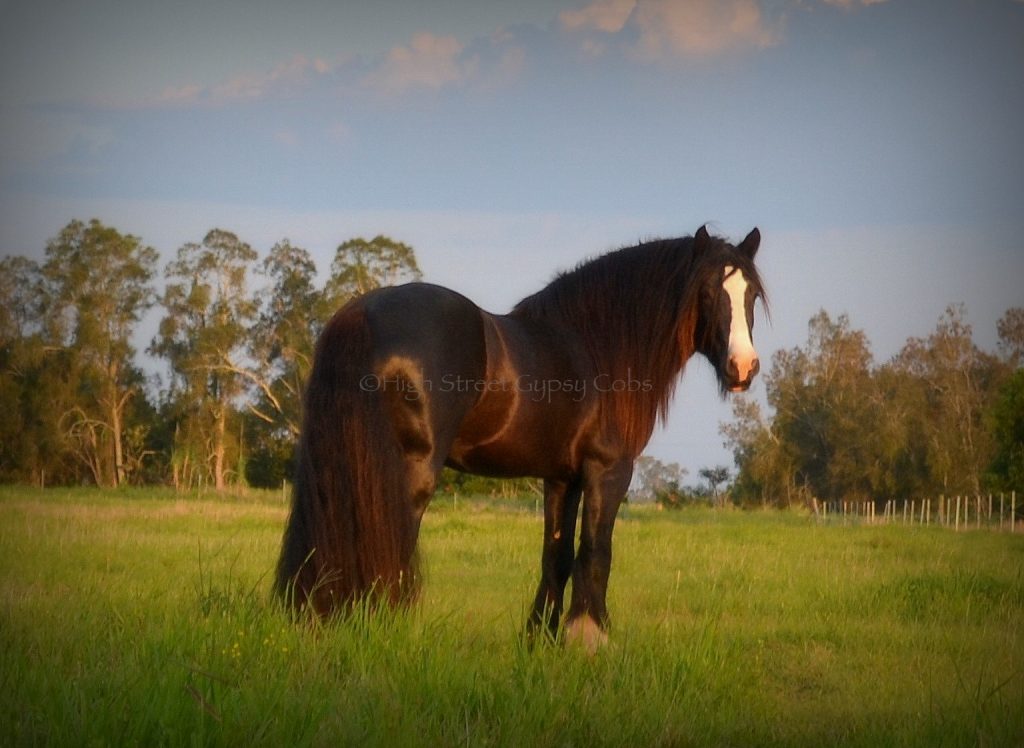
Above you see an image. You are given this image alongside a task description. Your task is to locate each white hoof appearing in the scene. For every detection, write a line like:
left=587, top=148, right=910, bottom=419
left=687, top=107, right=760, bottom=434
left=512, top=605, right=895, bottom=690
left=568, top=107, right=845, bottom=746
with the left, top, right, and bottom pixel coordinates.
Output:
left=565, top=616, right=608, bottom=655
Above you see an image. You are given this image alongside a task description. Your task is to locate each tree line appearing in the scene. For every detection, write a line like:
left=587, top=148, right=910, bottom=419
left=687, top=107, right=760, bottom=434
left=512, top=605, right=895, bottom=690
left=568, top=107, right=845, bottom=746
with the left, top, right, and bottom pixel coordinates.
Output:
left=0, top=219, right=423, bottom=489
left=721, top=306, right=1024, bottom=507
left=3, top=219, right=1021, bottom=505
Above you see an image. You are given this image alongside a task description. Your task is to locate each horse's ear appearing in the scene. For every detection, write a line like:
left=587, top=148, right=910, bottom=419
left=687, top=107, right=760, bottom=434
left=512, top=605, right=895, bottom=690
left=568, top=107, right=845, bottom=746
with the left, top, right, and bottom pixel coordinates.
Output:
left=738, top=227, right=760, bottom=259
left=694, top=225, right=711, bottom=254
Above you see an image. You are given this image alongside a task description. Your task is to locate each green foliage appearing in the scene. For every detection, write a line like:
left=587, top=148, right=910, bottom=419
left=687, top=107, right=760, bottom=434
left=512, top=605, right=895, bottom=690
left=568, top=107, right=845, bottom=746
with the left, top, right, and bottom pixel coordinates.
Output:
left=986, top=369, right=1024, bottom=491
left=438, top=467, right=541, bottom=499
left=0, top=221, right=158, bottom=487
left=631, top=454, right=687, bottom=502
left=242, top=240, right=322, bottom=487
left=152, top=229, right=259, bottom=490
left=632, top=456, right=730, bottom=508
left=725, top=307, right=1018, bottom=505
left=1, top=220, right=428, bottom=489
left=325, top=234, right=422, bottom=307
left=241, top=234, right=422, bottom=488
left=652, top=480, right=710, bottom=509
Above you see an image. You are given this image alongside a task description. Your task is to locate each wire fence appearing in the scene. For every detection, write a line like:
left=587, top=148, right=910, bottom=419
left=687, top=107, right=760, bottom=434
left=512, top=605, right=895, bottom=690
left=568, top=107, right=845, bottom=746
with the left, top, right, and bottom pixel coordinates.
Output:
left=813, top=491, right=1020, bottom=532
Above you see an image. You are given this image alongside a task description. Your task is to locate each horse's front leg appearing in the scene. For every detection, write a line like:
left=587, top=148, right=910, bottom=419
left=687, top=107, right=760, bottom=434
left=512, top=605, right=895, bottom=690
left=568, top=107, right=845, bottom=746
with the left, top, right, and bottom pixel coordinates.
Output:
left=527, top=477, right=583, bottom=643
left=565, top=456, right=633, bottom=653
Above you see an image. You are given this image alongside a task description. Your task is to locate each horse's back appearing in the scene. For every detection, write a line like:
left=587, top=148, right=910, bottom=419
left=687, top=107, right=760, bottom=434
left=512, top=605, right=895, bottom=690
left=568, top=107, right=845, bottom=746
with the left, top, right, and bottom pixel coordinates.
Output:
left=356, top=282, right=485, bottom=361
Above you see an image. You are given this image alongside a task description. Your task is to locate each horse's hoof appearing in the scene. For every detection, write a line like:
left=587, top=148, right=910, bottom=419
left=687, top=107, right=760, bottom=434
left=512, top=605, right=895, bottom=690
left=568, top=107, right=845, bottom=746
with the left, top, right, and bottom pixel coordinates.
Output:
left=565, top=616, right=608, bottom=655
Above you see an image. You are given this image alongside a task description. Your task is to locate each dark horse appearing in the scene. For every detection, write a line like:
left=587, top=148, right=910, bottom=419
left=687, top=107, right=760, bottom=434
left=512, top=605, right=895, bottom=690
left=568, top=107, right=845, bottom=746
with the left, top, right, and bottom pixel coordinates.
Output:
left=276, top=225, right=765, bottom=650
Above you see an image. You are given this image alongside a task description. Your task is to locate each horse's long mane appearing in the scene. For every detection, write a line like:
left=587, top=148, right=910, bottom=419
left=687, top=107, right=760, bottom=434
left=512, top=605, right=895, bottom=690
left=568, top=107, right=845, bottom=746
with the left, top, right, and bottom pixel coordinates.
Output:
left=511, top=233, right=762, bottom=456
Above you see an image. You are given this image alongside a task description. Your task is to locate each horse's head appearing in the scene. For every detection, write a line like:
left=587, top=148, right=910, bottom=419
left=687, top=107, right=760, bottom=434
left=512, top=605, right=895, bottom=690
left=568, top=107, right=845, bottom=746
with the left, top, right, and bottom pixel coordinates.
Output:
left=692, top=226, right=765, bottom=394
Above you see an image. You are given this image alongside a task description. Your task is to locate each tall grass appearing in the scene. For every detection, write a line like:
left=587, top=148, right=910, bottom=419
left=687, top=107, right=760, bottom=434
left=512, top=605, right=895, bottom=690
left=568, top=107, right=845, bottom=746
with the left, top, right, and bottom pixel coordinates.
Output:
left=1, top=487, right=1022, bottom=746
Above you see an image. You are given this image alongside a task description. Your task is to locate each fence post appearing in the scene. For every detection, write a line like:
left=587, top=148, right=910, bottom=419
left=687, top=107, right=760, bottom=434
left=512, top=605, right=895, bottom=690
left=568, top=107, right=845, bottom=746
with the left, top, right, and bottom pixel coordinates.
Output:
left=955, top=495, right=961, bottom=532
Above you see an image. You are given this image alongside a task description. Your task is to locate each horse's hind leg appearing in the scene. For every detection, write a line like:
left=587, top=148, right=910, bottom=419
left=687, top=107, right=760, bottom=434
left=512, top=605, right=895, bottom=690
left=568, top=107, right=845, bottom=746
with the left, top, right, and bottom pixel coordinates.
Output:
left=527, top=477, right=583, bottom=642
left=377, top=359, right=441, bottom=551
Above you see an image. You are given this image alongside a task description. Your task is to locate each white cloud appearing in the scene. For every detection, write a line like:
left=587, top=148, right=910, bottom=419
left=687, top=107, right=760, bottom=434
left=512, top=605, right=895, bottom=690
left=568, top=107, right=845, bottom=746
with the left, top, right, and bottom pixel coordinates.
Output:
left=631, top=0, right=781, bottom=59
left=821, top=0, right=890, bottom=7
left=560, top=0, right=637, bottom=33
left=153, top=84, right=203, bottom=106
left=210, top=54, right=323, bottom=102
left=110, top=30, right=491, bottom=110
left=139, top=54, right=334, bottom=109
left=560, top=0, right=781, bottom=59
left=363, top=32, right=477, bottom=94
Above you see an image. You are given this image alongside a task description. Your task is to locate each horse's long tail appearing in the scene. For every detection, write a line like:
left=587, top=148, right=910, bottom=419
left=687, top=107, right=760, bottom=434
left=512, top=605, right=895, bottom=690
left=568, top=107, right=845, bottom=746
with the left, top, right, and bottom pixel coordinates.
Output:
left=274, top=306, right=418, bottom=616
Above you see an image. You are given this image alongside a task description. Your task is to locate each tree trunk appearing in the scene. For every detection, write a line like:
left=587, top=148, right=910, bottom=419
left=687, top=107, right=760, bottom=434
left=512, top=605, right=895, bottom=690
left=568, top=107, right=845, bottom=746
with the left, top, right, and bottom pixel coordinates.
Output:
left=214, top=402, right=227, bottom=491
left=104, top=361, right=128, bottom=488
left=112, top=417, right=123, bottom=486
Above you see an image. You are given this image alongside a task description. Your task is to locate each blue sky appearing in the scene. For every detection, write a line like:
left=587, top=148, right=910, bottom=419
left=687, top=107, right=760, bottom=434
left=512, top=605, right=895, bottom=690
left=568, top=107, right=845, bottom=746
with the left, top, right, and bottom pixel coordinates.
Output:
left=2, top=0, right=1022, bottom=478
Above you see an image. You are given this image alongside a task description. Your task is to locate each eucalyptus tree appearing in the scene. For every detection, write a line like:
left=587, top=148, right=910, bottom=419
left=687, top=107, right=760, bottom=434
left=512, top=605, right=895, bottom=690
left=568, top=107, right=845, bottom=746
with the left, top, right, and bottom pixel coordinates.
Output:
left=631, top=455, right=687, bottom=502
left=37, top=219, right=158, bottom=486
left=325, top=235, right=422, bottom=308
left=243, top=240, right=324, bottom=486
left=985, top=307, right=1024, bottom=491
left=699, top=465, right=731, bottom=506
left=997, top=307, right=1024, bottom=367
left=726, top=311, right=884, bottom=504
left=892, top=305, right=999, bottom=496
left=0, top=256, right=58, bottom=484
left=244, top=235, right=424, bottom=486
left=248, top=240, right=324, bottom=438
left=151, top=229, right=257, bottom=490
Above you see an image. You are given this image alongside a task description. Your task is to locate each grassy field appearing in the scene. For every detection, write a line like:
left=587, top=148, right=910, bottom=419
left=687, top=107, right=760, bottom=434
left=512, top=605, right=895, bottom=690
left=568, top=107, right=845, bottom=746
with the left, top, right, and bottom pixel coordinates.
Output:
left=1, top=487, right=1022, bottom=747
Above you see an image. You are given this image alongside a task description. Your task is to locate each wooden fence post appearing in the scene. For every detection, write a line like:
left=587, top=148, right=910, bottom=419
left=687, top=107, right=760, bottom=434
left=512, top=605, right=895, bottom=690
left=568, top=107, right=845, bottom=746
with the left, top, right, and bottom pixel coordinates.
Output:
left=955, top=495, right=961, bottom=532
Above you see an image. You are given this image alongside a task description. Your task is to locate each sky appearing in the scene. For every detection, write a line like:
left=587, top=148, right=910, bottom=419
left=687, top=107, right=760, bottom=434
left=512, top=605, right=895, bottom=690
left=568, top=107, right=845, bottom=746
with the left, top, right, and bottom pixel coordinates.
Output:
left=2, top=0, right=1023, bottom=480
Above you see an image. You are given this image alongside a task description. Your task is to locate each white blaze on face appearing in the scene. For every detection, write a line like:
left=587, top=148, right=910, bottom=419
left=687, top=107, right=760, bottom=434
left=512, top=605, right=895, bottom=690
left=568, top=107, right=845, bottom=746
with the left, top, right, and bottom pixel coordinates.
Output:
left=723, top=265, right=757, bottom=384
